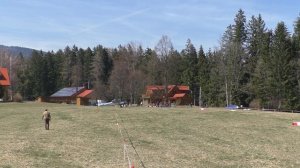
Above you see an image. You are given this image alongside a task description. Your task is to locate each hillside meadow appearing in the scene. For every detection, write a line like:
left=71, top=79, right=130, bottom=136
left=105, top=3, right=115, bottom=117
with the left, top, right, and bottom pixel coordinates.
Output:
left=1, top=102, right=300, bottom=167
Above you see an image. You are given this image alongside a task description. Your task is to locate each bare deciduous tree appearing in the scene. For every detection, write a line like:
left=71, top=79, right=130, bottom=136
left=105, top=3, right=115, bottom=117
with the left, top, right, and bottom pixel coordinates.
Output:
left=155, top=35, right=174, bottom=106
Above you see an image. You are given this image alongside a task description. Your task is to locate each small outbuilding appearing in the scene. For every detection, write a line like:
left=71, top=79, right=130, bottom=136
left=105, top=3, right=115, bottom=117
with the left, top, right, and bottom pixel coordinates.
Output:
left=76, top=89, right=94, bottom=106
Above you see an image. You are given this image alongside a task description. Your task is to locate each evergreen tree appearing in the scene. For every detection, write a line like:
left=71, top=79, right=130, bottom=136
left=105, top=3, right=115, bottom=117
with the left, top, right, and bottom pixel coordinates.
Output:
left=83, top=47, right=94, bottom=89
left=181, top=39, right=198, bottom=105
left=207, top=50, right=225, bottom=106
left=251, top=31, right=272, bottom=108
left=44, top=51, right=59, bottom=96
left=26, top=50, right=45, bottom=98
left=70, top=46, right=80, bottom=87
left=61, top=46, right=73, bottom=86
left=139, top=48, right=162, bottom=85
left=233, top=9, right=247, bottom=44
left=221, top=9, right=247, bottom=106
left=54, top=49, right=65, bottom=89
left=167, top=50, right=184, bottom=85
left=292, top=15, right=300, bottom=106
left=247, top=15, right=271, bottom=108
left=293, top=15, right=300, bottom=49
left=247, top=14, right=267, bottom=68
left=198, top=45, right=209, bottom=106
left=269, top=22, right=298, bottom=109
left=136, top=48, right=154, bottom=75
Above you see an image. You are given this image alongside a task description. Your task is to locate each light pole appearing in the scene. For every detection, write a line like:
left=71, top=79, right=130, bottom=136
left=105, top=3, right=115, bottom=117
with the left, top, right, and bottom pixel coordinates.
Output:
left=9, top=55, right=13, bottom=101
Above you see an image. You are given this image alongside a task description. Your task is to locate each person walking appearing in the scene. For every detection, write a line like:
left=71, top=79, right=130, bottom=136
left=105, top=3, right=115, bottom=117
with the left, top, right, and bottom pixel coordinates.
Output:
left=42, top=109, right=51, bottom=130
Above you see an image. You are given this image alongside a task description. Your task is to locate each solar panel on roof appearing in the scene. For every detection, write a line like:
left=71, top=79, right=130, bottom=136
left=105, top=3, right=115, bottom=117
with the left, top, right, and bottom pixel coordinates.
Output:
left=50, top=87, right=85, bottom=97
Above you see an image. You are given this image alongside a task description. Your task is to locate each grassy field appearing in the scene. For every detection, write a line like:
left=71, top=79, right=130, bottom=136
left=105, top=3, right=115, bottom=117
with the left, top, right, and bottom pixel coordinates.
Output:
left=1, top=103, right=300, bottom=167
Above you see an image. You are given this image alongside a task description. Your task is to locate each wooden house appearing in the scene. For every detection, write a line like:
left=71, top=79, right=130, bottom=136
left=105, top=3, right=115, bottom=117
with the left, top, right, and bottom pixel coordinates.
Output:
left=0, top=67, right=11, bottom=101
left=142, top=85, right=191, bottom=106
left=49, top=87, right=94, bottom=105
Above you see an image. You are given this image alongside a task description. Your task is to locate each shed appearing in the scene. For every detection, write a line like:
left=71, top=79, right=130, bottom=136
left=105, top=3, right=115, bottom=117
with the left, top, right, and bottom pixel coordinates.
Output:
left=76, top=90, right=94, bottom=106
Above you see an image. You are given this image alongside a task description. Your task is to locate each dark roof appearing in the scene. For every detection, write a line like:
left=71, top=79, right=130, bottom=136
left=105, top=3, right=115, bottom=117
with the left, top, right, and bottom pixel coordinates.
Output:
left=50, top=87, right=85, bottom=97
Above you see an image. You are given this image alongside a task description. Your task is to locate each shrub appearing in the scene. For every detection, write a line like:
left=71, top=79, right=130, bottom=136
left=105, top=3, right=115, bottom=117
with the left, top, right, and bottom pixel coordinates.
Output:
left=249, top=99, right=261, bottom=109
left=13, top=93, right=23, bottom=102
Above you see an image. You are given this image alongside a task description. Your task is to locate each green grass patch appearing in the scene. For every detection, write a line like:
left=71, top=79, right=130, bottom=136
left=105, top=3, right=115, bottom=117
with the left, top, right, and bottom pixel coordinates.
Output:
left=1, top=103, right=300, bottom=167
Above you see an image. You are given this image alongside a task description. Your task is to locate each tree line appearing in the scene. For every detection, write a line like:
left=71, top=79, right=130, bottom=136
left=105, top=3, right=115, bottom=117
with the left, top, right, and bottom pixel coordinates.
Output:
left=6, top=9, right=300, bottom=110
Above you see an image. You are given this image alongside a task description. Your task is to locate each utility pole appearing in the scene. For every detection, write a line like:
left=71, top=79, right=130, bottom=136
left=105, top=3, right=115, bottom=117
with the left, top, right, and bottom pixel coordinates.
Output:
left=10, top=55, right=12, bottom=101
left=199, top=86, right=202, bottom=107
left=193, top=87, right=196, bottom=106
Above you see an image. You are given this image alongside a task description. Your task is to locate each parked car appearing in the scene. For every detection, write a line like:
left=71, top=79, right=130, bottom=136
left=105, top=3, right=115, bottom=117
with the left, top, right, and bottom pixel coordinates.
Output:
left=226, top=104, right=239, bottom=109
left=119, top=100, right=128, bottom=107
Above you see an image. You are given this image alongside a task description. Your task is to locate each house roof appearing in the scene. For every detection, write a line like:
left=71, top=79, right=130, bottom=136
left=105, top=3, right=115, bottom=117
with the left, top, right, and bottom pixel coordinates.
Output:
left=0, top=67, right=10, bottom=86
left=146, top=85, right=189, bottom=92
left=50, top=87, right=85, bottom=97
left=77, top=90, right=93, bottom=98
left=178, top=86, right=189, bottom=91
left=172, top=93, right=186, bottom=98
left=146, top=85, right=174, bottom=90
left=146, top=85, right=179, bottom=91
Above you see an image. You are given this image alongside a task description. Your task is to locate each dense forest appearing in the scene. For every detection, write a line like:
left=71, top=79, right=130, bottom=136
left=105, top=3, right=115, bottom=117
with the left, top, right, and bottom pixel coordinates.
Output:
left=3, top=9, right=300, bottom=110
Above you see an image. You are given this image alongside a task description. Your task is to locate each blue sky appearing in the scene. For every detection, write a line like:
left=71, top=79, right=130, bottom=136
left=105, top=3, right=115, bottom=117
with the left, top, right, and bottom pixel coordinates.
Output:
left=0, top=0, right=299, bottom=52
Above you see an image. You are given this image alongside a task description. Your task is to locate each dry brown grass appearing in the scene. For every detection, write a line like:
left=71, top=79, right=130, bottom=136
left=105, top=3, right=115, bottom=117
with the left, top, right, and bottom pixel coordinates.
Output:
left=1, top=103, right=300, bottom=167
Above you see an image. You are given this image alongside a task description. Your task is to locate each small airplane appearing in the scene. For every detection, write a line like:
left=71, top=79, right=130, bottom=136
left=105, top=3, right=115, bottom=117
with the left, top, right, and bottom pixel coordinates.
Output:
left=97, top=100, right=114, bottom=106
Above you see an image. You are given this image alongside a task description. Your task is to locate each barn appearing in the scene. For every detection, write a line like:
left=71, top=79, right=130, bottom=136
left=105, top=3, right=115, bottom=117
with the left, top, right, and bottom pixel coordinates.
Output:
left=142, top=85, right=192, bottom=106
left=0, top=67, right=11, bottom=101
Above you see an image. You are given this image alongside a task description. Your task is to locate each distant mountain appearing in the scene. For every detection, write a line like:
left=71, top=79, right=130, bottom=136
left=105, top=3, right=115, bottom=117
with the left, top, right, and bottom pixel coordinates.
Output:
left=0, top=45, right=34, bottom=58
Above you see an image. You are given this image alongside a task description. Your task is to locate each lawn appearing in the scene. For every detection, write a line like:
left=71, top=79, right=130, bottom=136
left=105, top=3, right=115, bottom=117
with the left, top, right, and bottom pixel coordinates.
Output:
left=1, top=102, right=300, bottom=167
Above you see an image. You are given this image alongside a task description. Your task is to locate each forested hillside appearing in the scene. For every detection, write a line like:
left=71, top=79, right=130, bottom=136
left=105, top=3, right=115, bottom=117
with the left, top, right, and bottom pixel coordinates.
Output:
left=0, top=45, right=33, bottom=58
left=5, top=9, right=300, bottom=110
